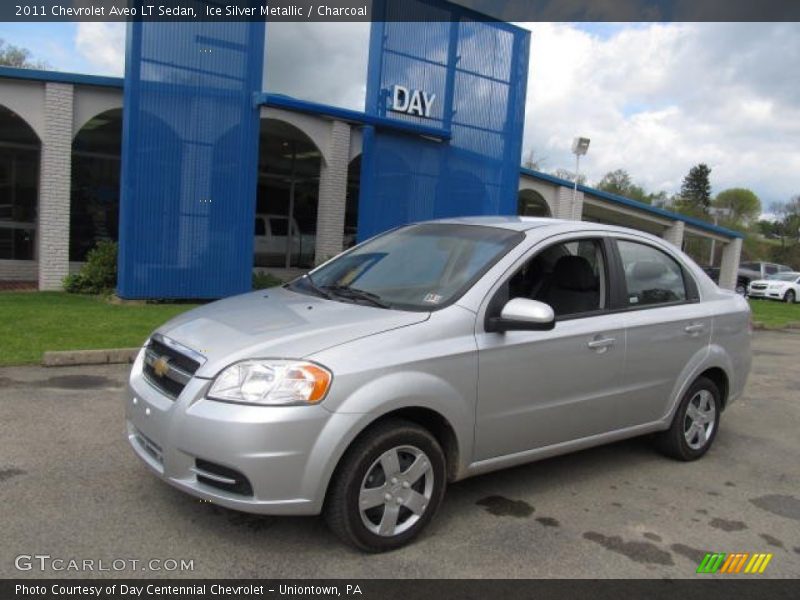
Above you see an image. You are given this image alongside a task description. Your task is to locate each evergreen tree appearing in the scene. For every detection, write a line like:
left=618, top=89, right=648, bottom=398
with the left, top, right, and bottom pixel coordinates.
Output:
left=680, top=163, right=712, bottom=210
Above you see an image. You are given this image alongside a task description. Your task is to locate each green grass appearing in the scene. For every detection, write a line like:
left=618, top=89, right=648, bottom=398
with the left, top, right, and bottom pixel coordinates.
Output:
left=748, top=298, right=800, bottom=329
left=0, top=292, right=199, bottom=366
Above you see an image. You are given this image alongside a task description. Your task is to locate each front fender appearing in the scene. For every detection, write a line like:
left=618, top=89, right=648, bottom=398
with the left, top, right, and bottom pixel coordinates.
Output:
left=299, top=370, right=475, bottom=512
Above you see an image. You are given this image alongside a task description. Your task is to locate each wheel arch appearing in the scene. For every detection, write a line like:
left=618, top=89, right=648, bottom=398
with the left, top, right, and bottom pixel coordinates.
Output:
left=313, top=404, right=464, bottom=515
left=698, top=366, right=730, bottom=410
left=664, top=347, right=735, bottom=425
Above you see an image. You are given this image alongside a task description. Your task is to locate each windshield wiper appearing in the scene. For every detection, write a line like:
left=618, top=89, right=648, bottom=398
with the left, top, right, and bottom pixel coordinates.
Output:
left=323, top=285, right=391, bottom=309
left=290, top=273, right=332, bottom=300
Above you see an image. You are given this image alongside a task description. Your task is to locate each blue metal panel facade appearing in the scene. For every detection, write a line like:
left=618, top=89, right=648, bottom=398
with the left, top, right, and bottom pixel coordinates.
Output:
left=357, top=0, right=530, bottom=240
left=118, top=20, right=265, bottom=298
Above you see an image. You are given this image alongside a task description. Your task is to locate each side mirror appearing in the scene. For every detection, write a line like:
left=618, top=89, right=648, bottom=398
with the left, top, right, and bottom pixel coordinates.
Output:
left=487, top=298, right=555, bottom=332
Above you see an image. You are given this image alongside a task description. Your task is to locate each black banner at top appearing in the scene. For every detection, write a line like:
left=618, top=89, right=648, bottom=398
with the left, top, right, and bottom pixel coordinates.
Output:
left=3, top=0, right=800, bottom=22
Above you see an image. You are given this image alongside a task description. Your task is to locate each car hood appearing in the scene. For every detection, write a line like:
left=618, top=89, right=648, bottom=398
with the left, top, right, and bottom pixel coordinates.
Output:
left=154, top=286, right=429, bottom=378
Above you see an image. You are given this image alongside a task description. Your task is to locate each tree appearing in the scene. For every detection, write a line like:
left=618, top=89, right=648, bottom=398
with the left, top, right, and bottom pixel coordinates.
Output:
left=595, top=169, right=633, bottom=195
left=713, top=188, right=761, bottom=226
left=680, top=163, right=712, bottom=211
left=522, top=148, right=546, bottom=171
left=0, top=39, right=47, bottom=69
left=771, top=196, right=800, bottom=248
left=552, top=168, right=586, bottom=185
left=595, top=169, right=650, bottom=203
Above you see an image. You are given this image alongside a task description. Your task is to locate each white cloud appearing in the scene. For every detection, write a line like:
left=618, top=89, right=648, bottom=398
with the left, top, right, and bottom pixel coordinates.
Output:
left=75, top=23, right=125, bottom=75
left=265, top=22, right=369, bottom=110
left=519, top=22, right=800, bottom=207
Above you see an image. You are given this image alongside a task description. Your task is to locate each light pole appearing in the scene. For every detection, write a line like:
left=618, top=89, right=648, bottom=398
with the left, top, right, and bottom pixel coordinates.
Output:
left=571, top=137, right=590, bottom=205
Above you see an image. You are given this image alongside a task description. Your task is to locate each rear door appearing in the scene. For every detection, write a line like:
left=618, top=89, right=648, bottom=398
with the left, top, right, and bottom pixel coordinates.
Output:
left=611, top=236, right=712, bottom=425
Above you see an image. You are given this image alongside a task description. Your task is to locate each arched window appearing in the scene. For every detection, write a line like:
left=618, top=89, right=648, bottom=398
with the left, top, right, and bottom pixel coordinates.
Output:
left=0, top=105, right=40, bottom=261
left=256, top=119, right=322, bottom=268
left=70, top=108, right=122, bottom=261
left=518, top=189, right=551, bottom=218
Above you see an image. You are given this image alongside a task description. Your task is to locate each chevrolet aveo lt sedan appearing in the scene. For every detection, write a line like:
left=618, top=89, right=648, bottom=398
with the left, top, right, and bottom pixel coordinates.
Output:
left=126, top=217, right=752, bottom=551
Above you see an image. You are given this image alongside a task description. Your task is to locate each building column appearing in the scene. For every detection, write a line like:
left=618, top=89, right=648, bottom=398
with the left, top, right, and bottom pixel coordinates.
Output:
left=314, top=120, right=351, bottom=265
left=555, top=186, right=583, bottom=220
left=718, top=237, right=743, bottom=291
left=38, top=82, right=74, bottom=290
left=662, top=220, right=685, bottom=248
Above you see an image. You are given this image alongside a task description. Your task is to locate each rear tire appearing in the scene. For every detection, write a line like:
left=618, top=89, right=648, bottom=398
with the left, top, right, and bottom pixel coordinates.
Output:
left=655, top=376, right=721, bottom=461
left=324, top=418, right=446, bottom=552
left=785, top=290, right=796, bottom=304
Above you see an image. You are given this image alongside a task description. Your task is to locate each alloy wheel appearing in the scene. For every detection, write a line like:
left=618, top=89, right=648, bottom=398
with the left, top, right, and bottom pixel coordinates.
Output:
left=683, top=389, right=716, bottom=450
left=359, top=445, right=434, bottom=537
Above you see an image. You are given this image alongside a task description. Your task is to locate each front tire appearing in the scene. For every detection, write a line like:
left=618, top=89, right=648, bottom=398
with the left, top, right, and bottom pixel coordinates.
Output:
left=655, top=376, right=721, bottom=461
left=324, top=418, right=446, bottom=552
left=785, top=290, right=796, bottom=304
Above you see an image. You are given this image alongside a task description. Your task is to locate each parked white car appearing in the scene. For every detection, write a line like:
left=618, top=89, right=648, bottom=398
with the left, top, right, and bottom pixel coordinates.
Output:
left=254, top=214, right=315, bottom=267
left=748, top=272, right=800, bottom=303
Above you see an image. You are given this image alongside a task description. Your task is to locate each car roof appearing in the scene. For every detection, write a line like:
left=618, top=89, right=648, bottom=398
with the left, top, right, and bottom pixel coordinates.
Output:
left=427, top=215, right=664, bottom=239
left=427, top=216, right=559, bottom=231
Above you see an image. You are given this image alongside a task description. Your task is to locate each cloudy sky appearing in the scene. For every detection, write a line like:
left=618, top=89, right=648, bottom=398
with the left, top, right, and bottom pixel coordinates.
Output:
left=2, top=21, right=798, bottom=210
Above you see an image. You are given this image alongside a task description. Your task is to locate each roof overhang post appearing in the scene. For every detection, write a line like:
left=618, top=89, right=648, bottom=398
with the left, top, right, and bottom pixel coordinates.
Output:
left=662, top=220, right=685, bottom=249
left=38, top=81, right=74, bottom=291
left=315, top=119, right=352, bottom=265
left=718, top=237, right=743, bottom=291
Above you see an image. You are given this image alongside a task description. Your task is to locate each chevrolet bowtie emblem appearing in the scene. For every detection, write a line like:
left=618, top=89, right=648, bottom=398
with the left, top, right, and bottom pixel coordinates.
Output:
left=153, top=356, right=170, bottom=377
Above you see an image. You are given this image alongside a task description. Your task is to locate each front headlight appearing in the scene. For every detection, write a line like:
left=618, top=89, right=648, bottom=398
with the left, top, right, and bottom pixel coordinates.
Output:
left=208, top=360, right=332, bottom=406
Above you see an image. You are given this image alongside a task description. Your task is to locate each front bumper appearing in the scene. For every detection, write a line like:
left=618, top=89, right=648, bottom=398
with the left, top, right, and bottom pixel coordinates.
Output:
left=747, top=288, right=782, bottom=299
left=125, top=350, right=360, bottom=515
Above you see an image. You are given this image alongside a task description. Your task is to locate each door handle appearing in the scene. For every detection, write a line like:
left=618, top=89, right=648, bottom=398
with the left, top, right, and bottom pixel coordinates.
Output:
left=587, top=337, right=615, bottom=351
left=684, top=323, right=705, bottom=335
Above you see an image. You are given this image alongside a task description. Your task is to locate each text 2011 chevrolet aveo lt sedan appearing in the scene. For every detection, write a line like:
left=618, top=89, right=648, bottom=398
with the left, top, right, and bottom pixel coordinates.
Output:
left=126, top=217, right=751, bottom=551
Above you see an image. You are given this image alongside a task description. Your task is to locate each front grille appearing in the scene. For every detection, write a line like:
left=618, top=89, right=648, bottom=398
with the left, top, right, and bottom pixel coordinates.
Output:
left=149, top=338, right=201, bottom=374
left=193, top=459, right=253, bottom=496
left=143, top=363, right=185, bottom=397
left=142, top=335, right=204, bottom=399
left=751, top=284, right=767, bottom=290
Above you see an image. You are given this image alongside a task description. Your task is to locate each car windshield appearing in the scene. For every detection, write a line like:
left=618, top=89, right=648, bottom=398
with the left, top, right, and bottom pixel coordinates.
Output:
left=291, top=223, right=522, bottom=311
left=769, top=272, right=800, bottom=281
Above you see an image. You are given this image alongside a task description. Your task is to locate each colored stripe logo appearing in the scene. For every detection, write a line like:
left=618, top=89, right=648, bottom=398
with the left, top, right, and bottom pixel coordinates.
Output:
left=696, top=552, right=773, bottom=574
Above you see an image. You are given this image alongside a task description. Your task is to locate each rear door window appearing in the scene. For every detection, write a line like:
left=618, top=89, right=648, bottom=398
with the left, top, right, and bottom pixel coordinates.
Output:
left=616, top=240, right=687, bottom=307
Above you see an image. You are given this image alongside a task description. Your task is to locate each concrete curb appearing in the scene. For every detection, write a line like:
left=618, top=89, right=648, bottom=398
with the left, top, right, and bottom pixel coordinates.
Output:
left=752, top=322, right=800, bottom=334
left=42, top=348, right=140, bottom=367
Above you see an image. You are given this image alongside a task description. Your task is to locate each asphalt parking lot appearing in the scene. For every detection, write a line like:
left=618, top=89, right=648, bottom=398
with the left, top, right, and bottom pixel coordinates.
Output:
left=1, top=331, right=799, bottom=579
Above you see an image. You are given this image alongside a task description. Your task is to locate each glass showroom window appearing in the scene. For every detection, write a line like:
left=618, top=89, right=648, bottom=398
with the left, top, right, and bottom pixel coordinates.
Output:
left=256, top=119, right=322, bottom=269
left=70, top=109, right=122, bottom=261
left=0, top=106, right=39, bottom=261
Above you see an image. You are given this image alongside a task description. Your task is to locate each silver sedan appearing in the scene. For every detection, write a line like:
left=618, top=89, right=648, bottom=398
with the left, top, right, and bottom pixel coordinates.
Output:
left=126, top=217, right=752, bottom=551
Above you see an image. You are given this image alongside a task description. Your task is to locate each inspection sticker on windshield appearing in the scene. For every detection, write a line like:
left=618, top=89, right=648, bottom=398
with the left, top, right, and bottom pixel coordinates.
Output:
left=423, top=293, right=443, bottom=304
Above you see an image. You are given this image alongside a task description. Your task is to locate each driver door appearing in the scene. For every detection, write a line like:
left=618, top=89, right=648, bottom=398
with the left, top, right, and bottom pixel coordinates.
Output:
left=474, top=235, right=629, bottom=460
